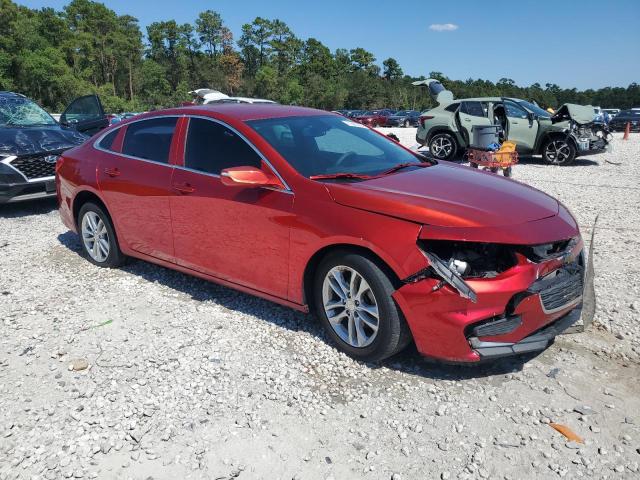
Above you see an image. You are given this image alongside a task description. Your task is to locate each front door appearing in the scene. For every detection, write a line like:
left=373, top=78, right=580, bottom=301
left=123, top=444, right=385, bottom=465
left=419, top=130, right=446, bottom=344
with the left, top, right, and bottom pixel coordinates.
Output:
left=457, top=101, right=492, bottom=146
left=60, top=94, right=108, bottom=135
left=170, top=117, right=293, bottom=299
left=97, top=116, right=178, bottom=262
left=503, top=100, right=538, bottom=153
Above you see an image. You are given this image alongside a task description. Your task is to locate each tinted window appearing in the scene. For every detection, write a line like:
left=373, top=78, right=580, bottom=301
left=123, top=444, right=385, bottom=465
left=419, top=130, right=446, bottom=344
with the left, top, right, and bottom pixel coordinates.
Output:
left=461, top=101, right=488, bottom=117
left=504, top=102, right=529, bottom=119
left=63, top=95, right=103, bottom=124
left=98, top=129, right=119, bottom=151
left=184, top=118, right=262, bottom=175
left=444, top=103, right=460, bottom=112
left=122, top=117, right=177, bottom=163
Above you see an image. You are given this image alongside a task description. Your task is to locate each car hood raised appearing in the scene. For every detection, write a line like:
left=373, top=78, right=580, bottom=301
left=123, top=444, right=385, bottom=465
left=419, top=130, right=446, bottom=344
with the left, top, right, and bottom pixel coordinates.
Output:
left=325, top=163, right=559, bottom=228
left=551, top=103, right=597, bottom=125
left=0, top=125, right=88, bottom=157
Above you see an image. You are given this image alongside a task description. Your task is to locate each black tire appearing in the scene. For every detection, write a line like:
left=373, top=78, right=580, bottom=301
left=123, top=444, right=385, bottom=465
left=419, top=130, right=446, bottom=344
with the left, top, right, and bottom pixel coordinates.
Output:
left=541, top=137, right=576, bottom=165
left=77, top=202, right=126, bottom=268
left=428, top=132, right=458, bottom=161
left=403, top=119, right=410, bottom=128
left=503, top=166, right=513, bottom=177
left=313, top=251, right=412, bottom=362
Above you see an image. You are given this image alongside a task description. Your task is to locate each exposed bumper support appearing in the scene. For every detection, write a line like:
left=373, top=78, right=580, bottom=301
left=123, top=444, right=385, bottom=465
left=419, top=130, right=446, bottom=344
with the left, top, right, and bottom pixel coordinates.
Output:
left=469, top=305, right=581, bottom=359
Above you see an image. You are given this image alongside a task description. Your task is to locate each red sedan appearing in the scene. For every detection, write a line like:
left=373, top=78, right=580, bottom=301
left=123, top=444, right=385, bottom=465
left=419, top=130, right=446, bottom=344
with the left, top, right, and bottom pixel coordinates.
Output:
left=56, top=104, right=585, bottom=363
left=353, top=109, right=394, bottom=127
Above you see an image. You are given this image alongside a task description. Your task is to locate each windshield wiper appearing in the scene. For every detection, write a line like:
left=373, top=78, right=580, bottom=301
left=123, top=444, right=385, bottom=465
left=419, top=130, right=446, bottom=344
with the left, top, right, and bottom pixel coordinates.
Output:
left=309, top=172, right=373, bottom=181
left=379, top=162, right=429, bottom=176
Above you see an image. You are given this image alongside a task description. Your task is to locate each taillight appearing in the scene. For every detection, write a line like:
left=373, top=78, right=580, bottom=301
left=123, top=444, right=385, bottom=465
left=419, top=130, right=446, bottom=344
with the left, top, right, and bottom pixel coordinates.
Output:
left=55, top=155, right=65, bottom=175
left=419, top=115, right=434, bottom=128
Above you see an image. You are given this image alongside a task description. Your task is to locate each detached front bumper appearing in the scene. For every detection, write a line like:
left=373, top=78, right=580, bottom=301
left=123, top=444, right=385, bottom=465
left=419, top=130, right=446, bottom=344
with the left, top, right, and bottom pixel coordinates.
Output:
left=393, top=238, right=584, bottom=363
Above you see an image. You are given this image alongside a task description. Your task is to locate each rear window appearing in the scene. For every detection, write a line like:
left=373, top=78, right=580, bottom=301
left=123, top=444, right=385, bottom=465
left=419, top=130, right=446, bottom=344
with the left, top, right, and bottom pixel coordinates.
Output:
left=98, top=129, right=119, bottom=151
left=461, top=101, right=488, bottom=117
left=122, top=117, right=178, bottom=163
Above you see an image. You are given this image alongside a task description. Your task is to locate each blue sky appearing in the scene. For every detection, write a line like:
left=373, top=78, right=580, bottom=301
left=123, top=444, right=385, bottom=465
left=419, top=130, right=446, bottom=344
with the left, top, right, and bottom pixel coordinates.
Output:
left=17, top=0, right=640, bottom=89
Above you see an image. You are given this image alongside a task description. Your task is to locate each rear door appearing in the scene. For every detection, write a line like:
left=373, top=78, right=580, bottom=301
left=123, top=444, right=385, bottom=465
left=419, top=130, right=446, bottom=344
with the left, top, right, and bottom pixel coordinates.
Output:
left=97, top=116, right=179, bottom=262
left=60, top=95, right=108, bottom=135
left=503, top=100, right=537, bottom=152
left=456, top=101, right=492, bottom=146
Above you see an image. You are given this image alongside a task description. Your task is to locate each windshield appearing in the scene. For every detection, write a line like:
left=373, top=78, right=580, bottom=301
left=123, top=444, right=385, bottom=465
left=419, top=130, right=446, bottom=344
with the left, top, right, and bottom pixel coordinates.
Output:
left=0, top=96, right=57, bottom=127
left=516, top=100, right=551, bottom=118
left=247, top=115, right=424, bottom=178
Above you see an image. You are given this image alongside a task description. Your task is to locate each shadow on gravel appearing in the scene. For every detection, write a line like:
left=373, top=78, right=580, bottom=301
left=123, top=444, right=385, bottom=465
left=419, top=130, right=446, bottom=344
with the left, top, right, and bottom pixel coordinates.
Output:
left=58, top=229, right=538, bottom=381
left=517, top=155, right=599, bottom=167
left=0, top=197, right=57, bottom=218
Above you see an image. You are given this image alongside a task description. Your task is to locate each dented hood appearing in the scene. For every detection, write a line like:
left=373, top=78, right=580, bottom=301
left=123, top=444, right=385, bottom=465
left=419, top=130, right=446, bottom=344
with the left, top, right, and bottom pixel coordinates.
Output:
left=0, top=125, right=88, bottom=157
left=551, top=103, right=597, bottom=125
left=325, top=163, right=559, bottom=228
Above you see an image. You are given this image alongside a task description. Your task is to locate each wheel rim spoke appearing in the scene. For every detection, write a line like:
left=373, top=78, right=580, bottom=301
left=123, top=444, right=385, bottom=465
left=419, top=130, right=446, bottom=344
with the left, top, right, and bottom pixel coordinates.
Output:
left=322, top=265, right=380, bottom=349
left=82, top=211, right=110, bottom=263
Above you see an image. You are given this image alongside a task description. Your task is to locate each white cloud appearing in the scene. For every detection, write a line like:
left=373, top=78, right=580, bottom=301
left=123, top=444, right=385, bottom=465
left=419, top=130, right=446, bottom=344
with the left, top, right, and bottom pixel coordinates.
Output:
left=429, top=23, right=459, bottom=32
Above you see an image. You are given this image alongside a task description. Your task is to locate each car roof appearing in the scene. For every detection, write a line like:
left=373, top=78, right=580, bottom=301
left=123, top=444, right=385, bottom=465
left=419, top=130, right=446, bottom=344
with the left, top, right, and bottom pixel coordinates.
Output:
left=140, top=104, right=329, bottom=122
left=0, top=91, right=26, bottom=99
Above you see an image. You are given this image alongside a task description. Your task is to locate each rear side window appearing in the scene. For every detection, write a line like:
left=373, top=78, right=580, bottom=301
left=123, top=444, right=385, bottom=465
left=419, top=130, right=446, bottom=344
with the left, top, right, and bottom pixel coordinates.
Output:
left=98, top=129, right=118, bottom=151
left=444, top=103, right=460, bottom=112
left=122, top=117, right=178, bottom=163
left=461, top=101, right=488, bottom=117
left=184, top=118, right=262, bottom=175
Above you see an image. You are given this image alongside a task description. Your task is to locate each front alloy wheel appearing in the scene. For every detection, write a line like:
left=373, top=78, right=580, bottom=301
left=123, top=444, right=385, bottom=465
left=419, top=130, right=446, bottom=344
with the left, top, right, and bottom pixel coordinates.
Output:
left=314, top=252, right=411, bottom=362
left=542, top=138, right=576, bottom=165
left=429, top=133, right=457, bottom=160
left=322, top=266, right=379, bottom=348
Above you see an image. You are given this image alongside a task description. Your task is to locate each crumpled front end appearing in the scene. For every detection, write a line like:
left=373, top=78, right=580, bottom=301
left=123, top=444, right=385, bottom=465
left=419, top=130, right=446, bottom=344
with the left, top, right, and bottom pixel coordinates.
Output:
left=392, top=222, right=585, bottom=363
left=551, top=104, right=612, bottom=156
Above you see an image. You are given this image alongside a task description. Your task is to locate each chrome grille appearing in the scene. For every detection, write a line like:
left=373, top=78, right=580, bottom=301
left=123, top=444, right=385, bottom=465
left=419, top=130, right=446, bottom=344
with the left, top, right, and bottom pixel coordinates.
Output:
left=9, top=155, right=58, bottom=180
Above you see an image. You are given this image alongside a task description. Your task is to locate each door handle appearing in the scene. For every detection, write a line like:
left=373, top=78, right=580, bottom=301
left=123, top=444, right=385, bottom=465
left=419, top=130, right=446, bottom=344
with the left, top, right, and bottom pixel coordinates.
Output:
left=512, top=121, right=519, bottom=125
left=104, top=167, right=120, bottom=177
left=172, top=183, right=196, bottom=194
left=464, top=118, right=471, bottom=122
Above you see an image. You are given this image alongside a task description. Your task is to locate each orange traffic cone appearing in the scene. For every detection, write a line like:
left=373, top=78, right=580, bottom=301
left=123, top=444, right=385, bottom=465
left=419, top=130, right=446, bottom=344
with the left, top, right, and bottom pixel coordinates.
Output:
left=623, top=122, right=630, bottom=140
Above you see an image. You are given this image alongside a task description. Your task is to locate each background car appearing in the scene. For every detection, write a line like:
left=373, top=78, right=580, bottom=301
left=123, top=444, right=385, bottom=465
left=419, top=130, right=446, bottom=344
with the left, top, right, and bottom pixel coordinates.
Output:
left=413, top=79, right=610, bottom=165
left=353, top=109, right=395, bottom=127
left=57, top=104, right=585, bottom=364
left=0, top=92, right=107, bottom=204
left=608, top=109, right=640, bottom=131
left=385, top=110, right=421, bottom=127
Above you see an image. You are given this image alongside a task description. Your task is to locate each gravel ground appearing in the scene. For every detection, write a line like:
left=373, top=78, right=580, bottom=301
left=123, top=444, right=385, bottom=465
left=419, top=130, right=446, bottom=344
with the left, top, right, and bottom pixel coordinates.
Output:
left=1, top=132, right=639, bottom=479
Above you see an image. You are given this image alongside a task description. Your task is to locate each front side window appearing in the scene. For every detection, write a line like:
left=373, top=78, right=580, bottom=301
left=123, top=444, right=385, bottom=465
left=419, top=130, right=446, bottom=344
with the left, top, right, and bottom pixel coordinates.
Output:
left=247, top=115, right=424, bottom=178
left=0, top=96, right=56, bottom=127
left=504, top=102, right=529, bottom=119
left=122, top=117, right=177, bottom=163
left=184, top=118, right=262, bottom=175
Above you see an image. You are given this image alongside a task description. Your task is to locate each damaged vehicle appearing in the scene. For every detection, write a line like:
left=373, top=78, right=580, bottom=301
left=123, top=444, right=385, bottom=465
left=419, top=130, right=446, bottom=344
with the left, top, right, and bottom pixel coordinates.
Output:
left=58, top=104, right=586, bottom=363
left=413, top=79, right=611, bottom=165
left=0, top=92, right=107, bottom=204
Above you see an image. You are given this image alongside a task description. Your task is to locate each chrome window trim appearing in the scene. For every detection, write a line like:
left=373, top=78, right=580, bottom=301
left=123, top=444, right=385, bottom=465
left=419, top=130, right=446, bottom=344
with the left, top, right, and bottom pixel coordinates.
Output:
left=1, top=155, right=55, bottom=183
left=183, top=115, right=293, bottom=194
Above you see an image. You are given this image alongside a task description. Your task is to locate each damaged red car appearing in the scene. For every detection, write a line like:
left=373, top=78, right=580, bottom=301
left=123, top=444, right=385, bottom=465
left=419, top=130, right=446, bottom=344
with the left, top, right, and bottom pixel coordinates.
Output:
left=56, top=104, right=586, bottom=363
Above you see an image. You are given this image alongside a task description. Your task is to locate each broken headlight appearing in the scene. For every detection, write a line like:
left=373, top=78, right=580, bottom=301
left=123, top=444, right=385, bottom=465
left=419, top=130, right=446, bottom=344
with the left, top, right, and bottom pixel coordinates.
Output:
left=419, top=240, right=517, bottom=279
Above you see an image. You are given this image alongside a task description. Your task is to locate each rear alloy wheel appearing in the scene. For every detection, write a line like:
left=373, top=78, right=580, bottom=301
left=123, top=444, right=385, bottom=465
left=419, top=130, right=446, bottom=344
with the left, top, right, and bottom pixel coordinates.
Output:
left=314, top=252, right=411, bottom=362
left=78, top=202, right=125, bottom=268
left=542, top=138, right=576, bottom=165
left=429, top=132, right=457, bottom=160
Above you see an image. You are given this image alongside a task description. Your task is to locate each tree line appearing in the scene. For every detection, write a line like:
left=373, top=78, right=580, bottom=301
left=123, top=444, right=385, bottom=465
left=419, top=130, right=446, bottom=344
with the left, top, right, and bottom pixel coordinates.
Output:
left=1, top=0, right=638, bottom=113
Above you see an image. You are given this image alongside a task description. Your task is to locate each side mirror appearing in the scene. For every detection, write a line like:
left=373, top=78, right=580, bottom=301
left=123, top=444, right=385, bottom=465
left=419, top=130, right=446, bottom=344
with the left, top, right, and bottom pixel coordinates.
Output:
left=220, top=166, right=280, bottom=188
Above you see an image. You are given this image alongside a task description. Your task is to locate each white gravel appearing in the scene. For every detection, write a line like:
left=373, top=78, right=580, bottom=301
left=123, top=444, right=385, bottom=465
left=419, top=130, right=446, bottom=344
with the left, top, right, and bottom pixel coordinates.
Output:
left=1, top=131, right=639, bottom=479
